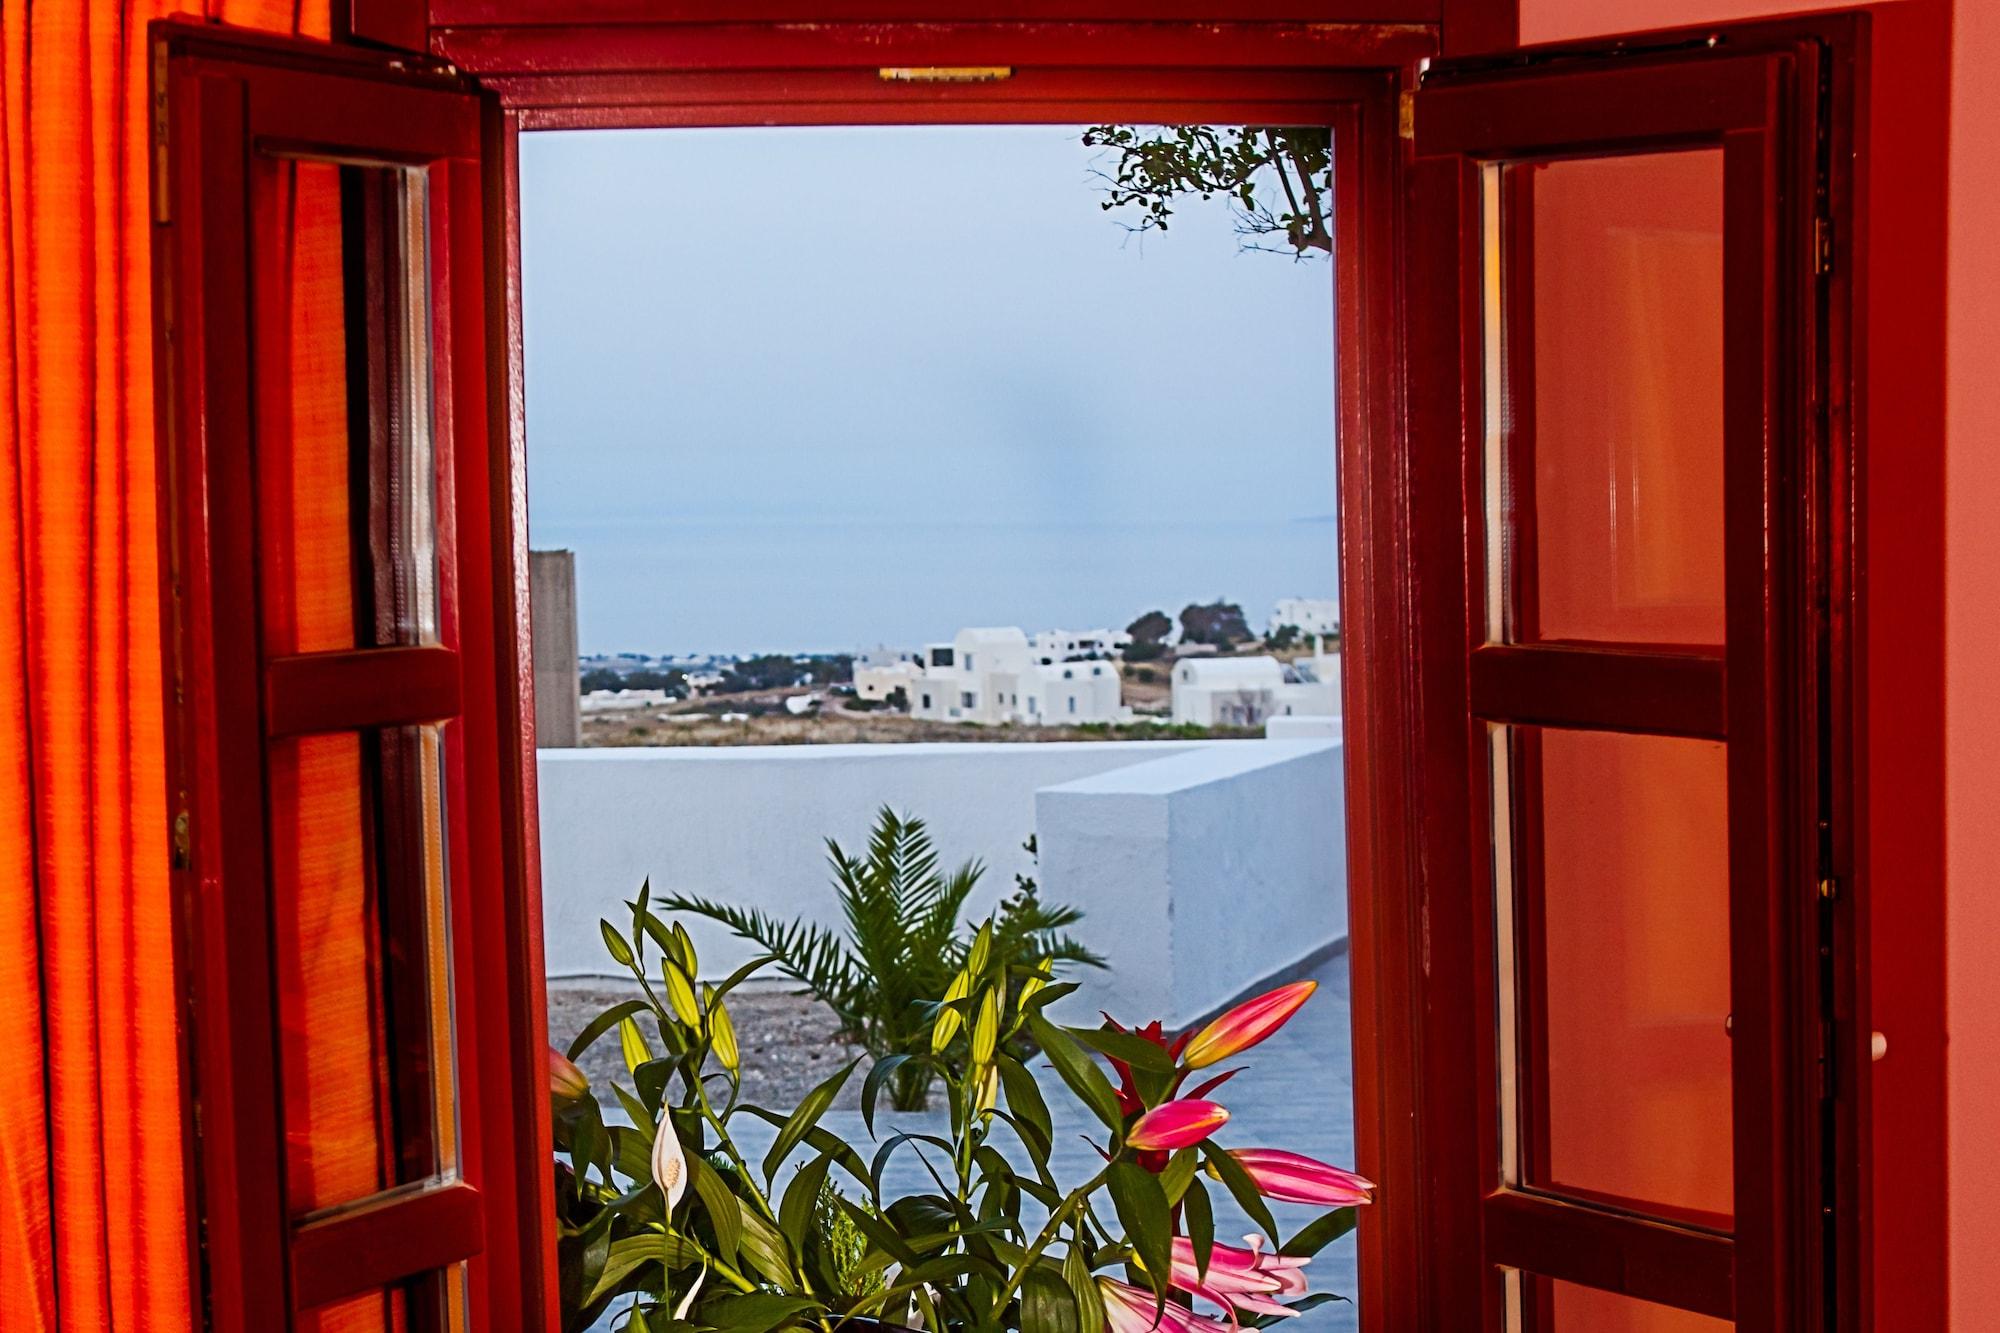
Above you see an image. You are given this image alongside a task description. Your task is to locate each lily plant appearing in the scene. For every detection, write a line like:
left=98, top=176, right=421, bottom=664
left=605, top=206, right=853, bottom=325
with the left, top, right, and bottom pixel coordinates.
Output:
left=551, top=885, right=1369, bottom=1332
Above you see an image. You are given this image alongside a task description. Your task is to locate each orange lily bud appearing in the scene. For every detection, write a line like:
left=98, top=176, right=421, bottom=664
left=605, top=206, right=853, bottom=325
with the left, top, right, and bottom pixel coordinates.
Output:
left=1180, top=980, right=1316, bottom=1069
left=548, top=1047, right=590, bottom=1105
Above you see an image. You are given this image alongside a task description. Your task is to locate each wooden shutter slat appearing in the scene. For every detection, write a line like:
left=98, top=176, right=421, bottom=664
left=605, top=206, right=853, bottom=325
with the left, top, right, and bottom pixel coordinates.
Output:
left=1483, top=1189, right=1734, bottom=1320
left=1469, top=643, right=1726, bottom=740
left=291, top=1180, right=485, bottom=1310
left=264, top=645, right=463, bottom=737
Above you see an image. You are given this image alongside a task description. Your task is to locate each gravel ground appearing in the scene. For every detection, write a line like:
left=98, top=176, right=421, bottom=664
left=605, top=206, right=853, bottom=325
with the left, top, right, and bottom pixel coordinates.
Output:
left=547, top=980, right=869, bottom=1114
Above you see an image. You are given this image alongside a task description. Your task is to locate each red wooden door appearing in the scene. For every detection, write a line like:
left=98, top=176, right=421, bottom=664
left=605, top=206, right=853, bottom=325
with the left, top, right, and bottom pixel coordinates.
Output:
left=153, top=23, right=555, bottom=1333
left=1402, top=28, right=1843, bottom=1333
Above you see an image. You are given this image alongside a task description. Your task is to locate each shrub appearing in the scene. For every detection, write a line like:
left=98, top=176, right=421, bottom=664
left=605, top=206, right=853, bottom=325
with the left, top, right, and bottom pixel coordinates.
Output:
left=661, top=807, right=1102, bottom=1109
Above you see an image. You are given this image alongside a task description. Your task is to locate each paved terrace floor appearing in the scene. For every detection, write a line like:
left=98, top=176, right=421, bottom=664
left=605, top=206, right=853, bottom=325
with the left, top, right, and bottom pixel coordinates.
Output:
left=584, top=953, right=1357, bottom=1331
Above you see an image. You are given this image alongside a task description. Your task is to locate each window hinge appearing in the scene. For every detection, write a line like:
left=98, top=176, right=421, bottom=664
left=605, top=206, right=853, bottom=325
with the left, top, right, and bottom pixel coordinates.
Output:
left=151, top=40, right=171, bottom=225
left=172, top=807, right=192, bottom=871
left=1814, top=215, right=1834, bottom=275
left=1399, top=89, right=1416, bottom=141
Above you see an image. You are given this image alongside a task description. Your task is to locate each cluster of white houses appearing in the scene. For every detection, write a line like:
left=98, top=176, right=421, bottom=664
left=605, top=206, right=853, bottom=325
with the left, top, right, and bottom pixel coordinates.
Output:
left=855, top=607, right=1341, bottom=730
left=857, top=627, right=1133, bottom=725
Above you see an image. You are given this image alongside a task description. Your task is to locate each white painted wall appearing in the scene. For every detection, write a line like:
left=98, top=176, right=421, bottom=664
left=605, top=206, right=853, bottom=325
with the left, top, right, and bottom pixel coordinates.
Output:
left=538, top=741, right=1202, bottom=978
left=1036, top=740, right=1345, bottom=1027
left=538, top=739, right=1346, bottom=1030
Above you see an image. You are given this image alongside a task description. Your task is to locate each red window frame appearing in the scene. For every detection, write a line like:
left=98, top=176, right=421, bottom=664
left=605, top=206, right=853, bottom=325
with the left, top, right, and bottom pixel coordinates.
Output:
left=149, top=9, right=1871, bottom=1331
left=463, top=31, right=1443, bottom=1333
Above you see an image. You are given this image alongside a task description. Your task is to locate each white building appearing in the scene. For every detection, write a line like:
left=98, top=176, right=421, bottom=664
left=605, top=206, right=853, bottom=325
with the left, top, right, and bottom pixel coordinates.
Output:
left=1172, top=651, right=1342, bottom=727
left=1031, top=628, right=1132, bottom=664
left=1269, top=597, right=1340, bottom=639
left=853, top=660, right=922, bottom=703
left=909, top=627, right=1130, bottom=726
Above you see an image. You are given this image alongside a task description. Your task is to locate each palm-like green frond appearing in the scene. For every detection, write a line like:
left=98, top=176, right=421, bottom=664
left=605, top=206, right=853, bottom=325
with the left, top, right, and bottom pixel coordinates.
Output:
left=658, top=807, right=1102, bottom=1109
left=655, top=891, right=867, bottom=1027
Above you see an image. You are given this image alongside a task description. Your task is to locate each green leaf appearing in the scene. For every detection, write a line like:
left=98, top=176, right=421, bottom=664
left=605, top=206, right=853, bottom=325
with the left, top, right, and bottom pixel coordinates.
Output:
left=762, top=1058, right=859, bottom=1183
left=600, top=919, right=636, bottom=969
left=710, top=953, right=776, bottom=1001
left=1201, top=1142, right=1280, bottom=1245
left=861, top=1054, right=912, bottom=1138
left=994, top=1055, right=1052, bottom=1163
left=701, top=1293, right=821, bottom=1333
left=736, top=1105, right=871, bottom=1187
left=1279, top=1205, right=1358, bottom=1258
left=1106, top=1161, right=1172, bottom=1300
left=1068, top=1026, right=1177, bottom=1075
left=1183, top=1177, right=1215, bottom=1281
left=1158, top=1147, right=1199, bottom=1205
left=737, top=1205, right=795, bottom=1286
left=1021, top=1261, right=1082, bottom=1333
left=584, top=1232, right=665, bottom=1306
left=779, top=1152, right=834, bottom=1250
left=565, top=998, right=651, bottom=1061
left=1063, top=1245, right=1106, bottom=1333
left=687, top=1153, right=741, bottom=1263
left=1026, top=1015, right=1125, bottom=1132
left=612, top=1083, right=656, bottom=1140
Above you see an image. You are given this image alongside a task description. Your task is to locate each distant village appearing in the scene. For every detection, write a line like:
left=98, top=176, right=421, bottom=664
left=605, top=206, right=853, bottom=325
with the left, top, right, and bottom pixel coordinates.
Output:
left=567, top=595, right=1340, bottom=743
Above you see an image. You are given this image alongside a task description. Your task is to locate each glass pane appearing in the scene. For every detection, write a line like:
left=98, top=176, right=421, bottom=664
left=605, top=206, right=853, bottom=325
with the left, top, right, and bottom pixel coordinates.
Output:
left=250, top=154, right=457, bottom=1229
left=253, top=156, right=440, bottom=657
left=1504, top=1272, right=1733, bottom=1333
left=270, top=726, right=458, bottom=1219
left=1485, top=150, right=1726, bottom=645
left=1494, top=726, right=1733, bottom=1224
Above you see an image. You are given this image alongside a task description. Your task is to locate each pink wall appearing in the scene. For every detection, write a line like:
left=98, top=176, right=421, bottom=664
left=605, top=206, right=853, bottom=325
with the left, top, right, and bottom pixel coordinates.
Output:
left=1512, top=0, right=1993, bottom=1327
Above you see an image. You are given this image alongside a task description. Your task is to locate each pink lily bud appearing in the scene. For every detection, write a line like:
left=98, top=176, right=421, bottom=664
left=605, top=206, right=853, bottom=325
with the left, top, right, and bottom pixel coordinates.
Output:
left=548, top=1047, right=590, bottom=1105
left=1168, top=1234, right=1311, bottom=1320
left=1229, top=1148, right=1374, bottom=1206
left=1180, top=981, right=1316, bottom=1069
left=1127, top=1099, right=1230, bottom=1152
left=1098, top=1277, right=1231, bottom=1333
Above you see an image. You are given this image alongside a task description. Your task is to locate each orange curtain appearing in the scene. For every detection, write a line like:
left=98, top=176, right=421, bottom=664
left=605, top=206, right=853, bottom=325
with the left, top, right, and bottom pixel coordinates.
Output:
left=0, top=3, right=331, bottom=1330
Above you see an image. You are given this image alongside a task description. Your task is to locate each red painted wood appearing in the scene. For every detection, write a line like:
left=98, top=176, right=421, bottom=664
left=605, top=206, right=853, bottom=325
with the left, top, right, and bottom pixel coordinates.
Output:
left=1416, top=52, right=1784, bottom=156
left=430, top=0, right=1441, bottom=25
left=1405, top=26, right=1843, bottom=1332
left=155, top=59, right=294, bottom=1331
left=1481, top=1190, right=1735, bottom=1319
left=1468, top=644, right=1726, bottom=739
left=1441, top=0, right=1517, bottom=56
left=344, top=0, right=429, bottom=51
left=290, top=1182, right=485, bottom=1309
left=263, top=646, right=464, bottom=736
left=152, top=21, right=552, bottom=1331
left=434, top=20, right=1437, bottom=79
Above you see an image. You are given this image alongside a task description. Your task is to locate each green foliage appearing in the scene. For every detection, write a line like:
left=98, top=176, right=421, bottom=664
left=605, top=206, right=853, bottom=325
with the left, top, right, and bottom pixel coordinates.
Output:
left=1124, top=609, right=1173, bottom=645
left=661, top=808, right=1103, bottom=1110
left=583, top=666, right=689, bottom=696
left=1082, top=124, right=1333, bottom=257
left=552, top=887, right=1360, bottom=1331
left=1179, top=600, right=1252, bottom=648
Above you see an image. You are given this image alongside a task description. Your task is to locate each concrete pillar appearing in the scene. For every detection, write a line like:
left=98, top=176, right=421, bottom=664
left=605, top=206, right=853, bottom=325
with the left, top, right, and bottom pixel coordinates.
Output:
left=529, top=549, right=581, bottom=748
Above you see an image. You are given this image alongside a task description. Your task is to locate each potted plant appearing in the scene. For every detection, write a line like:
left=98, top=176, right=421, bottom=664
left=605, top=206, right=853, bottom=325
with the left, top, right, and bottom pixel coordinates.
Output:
left=552, top=887, right=1368, bottom=1332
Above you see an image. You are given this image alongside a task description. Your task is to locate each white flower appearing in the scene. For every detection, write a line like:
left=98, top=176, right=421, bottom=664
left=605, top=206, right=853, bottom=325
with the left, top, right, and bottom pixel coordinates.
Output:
left=652, top=1110, right=688, bottom=1209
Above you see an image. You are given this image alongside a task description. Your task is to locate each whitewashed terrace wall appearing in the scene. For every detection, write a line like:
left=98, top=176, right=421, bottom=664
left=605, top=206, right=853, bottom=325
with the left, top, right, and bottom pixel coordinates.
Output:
left=537, top=739, right=1346, bottom=1028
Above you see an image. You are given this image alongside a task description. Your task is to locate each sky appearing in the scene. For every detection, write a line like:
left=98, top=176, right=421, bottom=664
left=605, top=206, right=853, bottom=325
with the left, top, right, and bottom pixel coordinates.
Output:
left=520, top=125, right=1337, bottom=658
